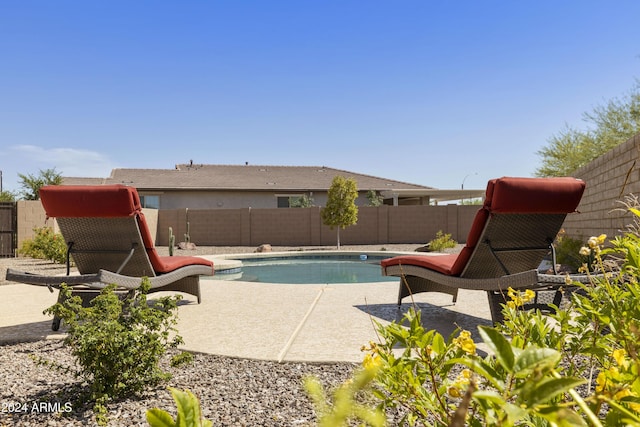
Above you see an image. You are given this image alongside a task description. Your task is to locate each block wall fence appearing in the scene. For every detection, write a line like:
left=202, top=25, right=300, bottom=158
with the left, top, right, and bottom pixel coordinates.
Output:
left=16, top=200, right=48, bottom=249
left=17, top=203, right=480, bottom=249
left=563, top=133, right=640, bottom=240
left=153, top=204, right=482, bottom=247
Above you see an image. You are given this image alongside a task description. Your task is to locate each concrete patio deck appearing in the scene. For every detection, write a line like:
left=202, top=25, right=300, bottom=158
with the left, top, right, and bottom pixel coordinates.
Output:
left=0, top=270, right=494, bottom=363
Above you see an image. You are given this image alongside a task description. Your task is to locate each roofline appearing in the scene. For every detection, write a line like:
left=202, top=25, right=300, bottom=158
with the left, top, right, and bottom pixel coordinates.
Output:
left=380, top=189, right=485, bottom=202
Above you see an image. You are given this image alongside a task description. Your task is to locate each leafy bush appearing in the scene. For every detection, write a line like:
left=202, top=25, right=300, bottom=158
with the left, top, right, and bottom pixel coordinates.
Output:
left=554, top=229, right=606, bottom=273
left=366, top=189, right=384, bottom=207
left=554, top=230, right=586, bottom=272
left=147, top=388, right=213, bottom=427
left=304, top=364, right=385, bottom=427
left=363, top=307, right=594, bottom=426
left=427, top=230, right=457, bottom=252
left=19, top=226, right=68, bottom=264
left=43, top=279, right=189, bottom=425
left=308, top=215, right=640, bottom=425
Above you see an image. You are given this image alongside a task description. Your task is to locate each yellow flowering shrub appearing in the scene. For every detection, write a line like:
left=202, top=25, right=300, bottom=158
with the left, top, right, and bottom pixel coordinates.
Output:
left=452, top=330, right=476, bottom=355
left=505, top=287, right=536, bottom=309
left=307, top=218, right=640, bottom=425
left=447, top=369, right=473, bottom=398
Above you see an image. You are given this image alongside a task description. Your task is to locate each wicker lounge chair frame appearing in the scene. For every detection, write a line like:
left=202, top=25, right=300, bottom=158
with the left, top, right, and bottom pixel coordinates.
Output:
left=6, top=185, right=214, bottom=330
left=381, top=176, right=587, bottom=323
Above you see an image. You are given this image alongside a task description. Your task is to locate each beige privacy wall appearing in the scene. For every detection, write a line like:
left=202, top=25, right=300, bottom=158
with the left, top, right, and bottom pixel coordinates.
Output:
left=17, top=202, right=479, bottom=250
left=16, top=200, right=50, bottom=250
left=563, top=133, right=640, bottom=240
left=155, top=205, right=479, bottom=247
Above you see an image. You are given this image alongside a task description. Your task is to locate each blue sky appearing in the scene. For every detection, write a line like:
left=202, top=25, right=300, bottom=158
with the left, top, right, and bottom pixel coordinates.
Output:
left=1, top=1, right=639, bottom=194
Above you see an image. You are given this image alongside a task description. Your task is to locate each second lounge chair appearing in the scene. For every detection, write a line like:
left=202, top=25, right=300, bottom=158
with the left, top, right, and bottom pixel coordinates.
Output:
left=381, top=176, right=587, bottom=322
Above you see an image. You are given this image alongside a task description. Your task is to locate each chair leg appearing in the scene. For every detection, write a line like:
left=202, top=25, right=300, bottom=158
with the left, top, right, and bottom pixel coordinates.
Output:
left=52, top=290, right=65, bottom=331
left=397, top=278, right=405, bottom=306
left=486, top=291, right=506, bottom=324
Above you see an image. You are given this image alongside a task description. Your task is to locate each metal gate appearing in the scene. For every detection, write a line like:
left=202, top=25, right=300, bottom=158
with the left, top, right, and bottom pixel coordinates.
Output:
left=0, top=202, right=16, bottom=257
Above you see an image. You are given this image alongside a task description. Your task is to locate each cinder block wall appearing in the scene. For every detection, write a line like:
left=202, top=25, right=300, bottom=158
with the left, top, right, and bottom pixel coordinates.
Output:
left=155, top=205, right=480, bottom=247
left=157, top=205, right=479, bottom=246
left=16, top=200, right=50, bottom=249
left=388, top=206, right=448, bottom=243
left=15, top=201, right=480, bottom=251
left=563, top=133, right=640, bottom=240
left=250, top=208, right=314, bottom=246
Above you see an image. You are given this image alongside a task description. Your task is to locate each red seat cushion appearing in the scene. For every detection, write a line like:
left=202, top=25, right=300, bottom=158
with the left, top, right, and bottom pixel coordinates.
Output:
left=135, top=211, right=213, bottom=273
left=152, top=255, right=214, bottom=274
left=381, top=253, right=459, bottom=275
left=40, top=184, right=214, bottom=274
left=40, top=185, right=140, bottom=218
left=489, top=177, right=585, bottom=214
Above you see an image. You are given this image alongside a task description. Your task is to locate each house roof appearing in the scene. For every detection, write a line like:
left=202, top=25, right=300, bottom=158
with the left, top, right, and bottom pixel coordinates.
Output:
left=63, top=164, right=434, bottom=192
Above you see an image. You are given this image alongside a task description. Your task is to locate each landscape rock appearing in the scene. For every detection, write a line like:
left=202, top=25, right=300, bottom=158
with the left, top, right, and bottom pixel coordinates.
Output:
left=178, top=242, right=197, bottom=250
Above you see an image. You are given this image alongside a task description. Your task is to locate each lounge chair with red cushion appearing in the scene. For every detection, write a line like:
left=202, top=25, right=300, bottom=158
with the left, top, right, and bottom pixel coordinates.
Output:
left=381, top=176, right=586, bottom=322
left=6, top=185, right=214, bottom=330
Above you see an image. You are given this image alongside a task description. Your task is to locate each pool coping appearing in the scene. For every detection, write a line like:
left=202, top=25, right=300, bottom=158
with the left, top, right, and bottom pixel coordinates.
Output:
left=202, top=250, right=426, bottom=273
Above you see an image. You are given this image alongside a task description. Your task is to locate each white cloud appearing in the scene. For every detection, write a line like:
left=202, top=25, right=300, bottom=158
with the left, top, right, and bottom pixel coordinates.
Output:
left=0, top=145, right=116, bottom=192
left=9, top=145, right=115, bottom=178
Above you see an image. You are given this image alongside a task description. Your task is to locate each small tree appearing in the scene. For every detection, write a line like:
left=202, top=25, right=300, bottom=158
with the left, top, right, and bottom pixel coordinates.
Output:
left=321, top=176, right=358, bottom=249
left=289, top=194, right=314, bottom=208
left=536, top=81, right=640, bottom=177
left=0, top=190, right=16, bottom=202
left=18, top=168, right=63, bottom=200
left=366, top=189, right=383, bottom=206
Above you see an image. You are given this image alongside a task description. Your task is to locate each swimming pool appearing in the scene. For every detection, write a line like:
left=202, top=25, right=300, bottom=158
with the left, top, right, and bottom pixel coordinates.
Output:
left=209, top=253, right=400, bottom=284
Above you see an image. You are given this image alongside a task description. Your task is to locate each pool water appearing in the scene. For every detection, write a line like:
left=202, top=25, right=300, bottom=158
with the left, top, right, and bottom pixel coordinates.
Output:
left=227, top=257, right=398, bottom=284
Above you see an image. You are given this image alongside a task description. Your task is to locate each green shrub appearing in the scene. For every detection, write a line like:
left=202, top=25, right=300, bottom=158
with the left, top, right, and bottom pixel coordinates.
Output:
left=553, top=229, right=601, bottom=273
left=19, top=226, right=68, bottom=264
left=147, top=388, right=213, bottom=427
left=554, top=232, right=584, bottom=270
left=43, top=279, right=189, bottom=425
left=308, top=216, right=640, bottom=425
left=427, top=230, right=457, bottom=252
left=304, top=365, right=385, bottom=427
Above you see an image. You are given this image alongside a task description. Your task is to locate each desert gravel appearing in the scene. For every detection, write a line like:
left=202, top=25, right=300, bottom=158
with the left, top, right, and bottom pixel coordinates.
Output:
left=1, top=245, right=422, bottom=426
